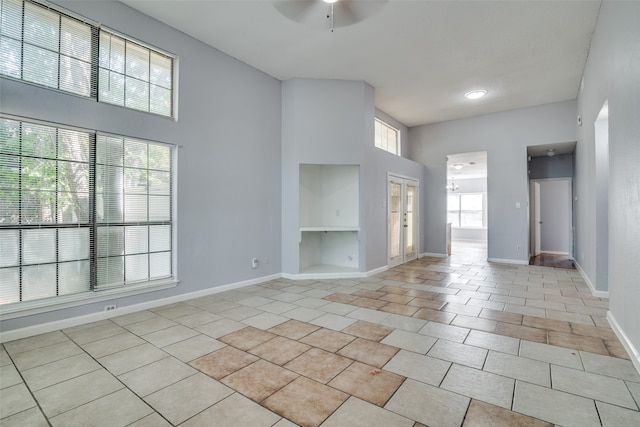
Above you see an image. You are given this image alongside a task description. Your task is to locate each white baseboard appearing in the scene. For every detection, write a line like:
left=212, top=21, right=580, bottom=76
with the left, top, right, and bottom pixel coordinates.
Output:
left=487, top=258, right=529, bottom=265
left=0, top=273, right=281, bottom=343
left=281, top=265, right=389, bottom=281
left=421, top=252, right=448, bottom=258
left=606, top=311, right=640, bottom=375
left=574, top=261, right=609, bottom=298
left=539, top=250, right=570, bottom=255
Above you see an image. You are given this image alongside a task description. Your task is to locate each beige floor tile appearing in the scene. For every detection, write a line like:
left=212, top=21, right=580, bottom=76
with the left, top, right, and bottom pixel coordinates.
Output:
left=110, top=310, right=159, bottom=327
left=412, top=307, right=456, bottom=323
left=0, top=383, right=37, bottom=419
left=309, top=313, right=357, bottom=331
left=283, top=306, right=325, bottom=322
left=181, top=393, right=281, bottom=427
left=0, top=407, right=48, bottom=427
left=118, top=356, right=197, bottom=396
left=34, top=369, right=123, bottom=418
left=484, top=350, right=550, bottom=387
left=596, top=401, right=640, bottom=427
left=22, top=353, right=101, bottom=391
left=551, top=365, right=637, bottom=409
left=142, top=324, right=199, bottom=348
left=285, top=348, right=352, bottom=384
left=328, top=361, right=404, bottom=406
left=4, top=331, right=68, bottom=355
left=300, top=328, right=356, bottom=352
left=64, top=322, right=126, bottom=345
left=127, top=412, right=172, bottom=427
left=248, top=336, right=310, bottom=365
left=243, top=312, right=288, bottom=330
left=145, top=373, right=232, bottom=425
left=151, top=304, right=202, bottom=320
left=378, top=314, right=427, bottom=332
left=495, top=322, right=547, bottom=343
left=162, top=334, right=226, bottom=362
left=342, top=320, right=393, bottom=341
left=268, top=319, right=320, bottom=340
left=190, top=346, right=259, bottom=380
left=519, top=341, right=583, bottom=369
left=50, top=388, right=153, bottom=427
left=513, top=381, right=600, bottom=427
left=221, top=359, right=298, bottom=402
left=545, top=309, right=595, bottom=326
left=383, top=349, right=450, bottom=386
left=219, top=327, right=277, bottom=351
left=419, top=322, right=470, bottom=343
left=322, top=396, right=413, bottom=427
left=441, top=364, right=514, bottom=409
left=548, top=331, right=608, bottom=355
left=522, top=316, right=572, bottom=333
left=81, top=332, right=146, bottom=359
left=479, top=308, right=523, bottom=325
left=451, top=314, right=498, bottom=332
left=580, top=351, right=640, bottom=381
left=381, top=329, right=436, bottom=354
left=262, top=376, right=348, bottom=427
left=338, top=338, right=399, bottom=368
left=123, top=316, right=178, bottom=336
left=220, top=306, right=264, bottom=321
left=464, top=330, right=520, bottom=355
left=462, top=399, right=552, bottom=427
left=0, top=364, right=22, bottom=389
left=196, top=317, right=247, bottom=338
left=261, top=301, right=299, bottom=315
left=173, top=310, right=222, bottom=328
left=427, top=339, right=488, bottom=369
left=98, top=343, right=167, bottom=376
left=0, top=347, right=10, bottom=367
left=385, top=379, right=469, bottom=427
left=347, top=306, right=391, bottom=323
left=12, top=340, right=83, bottom=371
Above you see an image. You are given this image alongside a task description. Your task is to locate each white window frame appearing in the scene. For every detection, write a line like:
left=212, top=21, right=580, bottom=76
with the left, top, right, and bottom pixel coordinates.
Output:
left=0, top=114, right=178, bottom=319
left=374, top=118, right=401, bottom=156
left=0, top=0, right=177, bottom=118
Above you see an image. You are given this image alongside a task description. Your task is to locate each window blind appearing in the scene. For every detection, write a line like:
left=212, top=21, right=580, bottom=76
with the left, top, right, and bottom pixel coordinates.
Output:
left=0, top=0, right=174, bottom=117
left=0, top=116, right=173, bottom=306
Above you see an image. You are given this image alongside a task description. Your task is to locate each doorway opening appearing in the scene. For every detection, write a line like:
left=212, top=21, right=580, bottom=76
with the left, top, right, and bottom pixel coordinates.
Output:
left=388, top=174, right=419, bottom=268
left=593, top=101, right=609, bottom=289
left=526, top=142, right=576, bottom=269
left=445, top=152, right=487, bottom=260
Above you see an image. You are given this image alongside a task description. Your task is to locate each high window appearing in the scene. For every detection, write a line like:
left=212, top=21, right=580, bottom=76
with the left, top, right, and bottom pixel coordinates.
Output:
left=0, top=0, right=174, bottom=117
left=447, top=193, right=484, bottom=228
left=0, top=116, right=174, bottom=307
left=374, top=118, right=400, bottom=156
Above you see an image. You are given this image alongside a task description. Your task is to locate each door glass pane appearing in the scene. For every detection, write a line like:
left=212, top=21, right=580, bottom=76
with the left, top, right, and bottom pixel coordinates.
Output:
left=389, top=181, right=402, bottom=259
left=405, top=185, right=416, bottom=254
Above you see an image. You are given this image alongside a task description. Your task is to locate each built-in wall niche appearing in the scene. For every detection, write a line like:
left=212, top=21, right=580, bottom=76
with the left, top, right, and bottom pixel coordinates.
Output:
left=299, top=231, right=359, bottom=273
left=299, top=164, right=359, bottom=230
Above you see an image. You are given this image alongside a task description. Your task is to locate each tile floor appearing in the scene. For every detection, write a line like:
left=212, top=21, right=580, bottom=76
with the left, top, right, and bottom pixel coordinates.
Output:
left=1, top=243, right=640, bottom=426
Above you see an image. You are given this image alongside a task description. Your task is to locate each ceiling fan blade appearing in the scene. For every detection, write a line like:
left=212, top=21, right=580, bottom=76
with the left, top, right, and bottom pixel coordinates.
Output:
left=273, top=1, right=319, bottom=24
left=335, top=1, right=387, bottom=28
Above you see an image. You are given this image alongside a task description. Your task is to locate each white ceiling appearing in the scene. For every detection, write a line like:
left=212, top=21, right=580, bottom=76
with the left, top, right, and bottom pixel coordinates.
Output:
left=447, top=151, right=487, bottom=180
left=120, top=0, right=601, bottom=127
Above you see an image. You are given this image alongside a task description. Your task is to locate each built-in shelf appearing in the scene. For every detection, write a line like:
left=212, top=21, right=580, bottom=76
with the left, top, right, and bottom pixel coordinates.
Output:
left=299, top=164, right=360, bottom=274
left=299, top=226, right=360, bottom=232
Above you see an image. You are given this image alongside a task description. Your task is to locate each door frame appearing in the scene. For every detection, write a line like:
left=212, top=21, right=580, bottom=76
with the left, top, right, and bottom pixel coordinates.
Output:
left=388, top=173, right=420, bottom=267
left=529, top=177, right=573, bottom=258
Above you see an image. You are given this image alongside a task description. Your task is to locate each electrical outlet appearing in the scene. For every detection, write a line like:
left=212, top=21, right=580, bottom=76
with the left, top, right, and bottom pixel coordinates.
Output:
left=251, top=257, right=258, bottom=269
left=104, top=304, right=117, bottom=311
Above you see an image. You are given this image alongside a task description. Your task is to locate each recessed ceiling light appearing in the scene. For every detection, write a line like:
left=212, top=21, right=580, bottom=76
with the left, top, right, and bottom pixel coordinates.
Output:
left=324, top=0, right=339, bottom=3
left=465, top=90, right=487, bottom=100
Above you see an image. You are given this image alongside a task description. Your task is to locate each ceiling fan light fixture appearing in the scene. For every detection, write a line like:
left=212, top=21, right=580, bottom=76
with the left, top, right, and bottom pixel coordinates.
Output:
left=547, top=148, right=556, bottom=157
left=453, top=164, right=464, bottom=170
left=465, top=90, right=487, bottom=100
left=324, top=0, right=339, bottom=3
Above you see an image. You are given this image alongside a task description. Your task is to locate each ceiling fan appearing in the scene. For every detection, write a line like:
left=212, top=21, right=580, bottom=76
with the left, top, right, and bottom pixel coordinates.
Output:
left=273, top=0, right=387, bottom=31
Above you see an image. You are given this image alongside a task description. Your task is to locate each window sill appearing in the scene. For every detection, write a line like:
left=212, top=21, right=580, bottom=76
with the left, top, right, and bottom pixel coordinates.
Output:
left=0, top=279, right=179, bottom=321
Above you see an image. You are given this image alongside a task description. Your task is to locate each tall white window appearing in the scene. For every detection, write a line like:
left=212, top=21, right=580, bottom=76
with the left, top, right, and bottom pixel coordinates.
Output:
left=447, top=193, right=484, bottom=228
left=374, top=118, right=400, bottom=156
left=0, top=0, right=175, bottom=118
left=0, top=116, right=174, bottom=307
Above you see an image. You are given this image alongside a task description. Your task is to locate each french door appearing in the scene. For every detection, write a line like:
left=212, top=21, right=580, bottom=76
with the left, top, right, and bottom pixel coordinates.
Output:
left=388, top=175, right=419, bottom=267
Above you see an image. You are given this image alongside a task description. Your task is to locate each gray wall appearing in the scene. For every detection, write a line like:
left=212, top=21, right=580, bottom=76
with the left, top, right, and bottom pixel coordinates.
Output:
left=1, top=0, right=282, bottom=331
left=529, top=154, right=574, bottom=179
left=576, top=1, right=640, bottom=362
left=281, top=79, right=424, bottom=274
left=409, top=100, right=577, bottom=262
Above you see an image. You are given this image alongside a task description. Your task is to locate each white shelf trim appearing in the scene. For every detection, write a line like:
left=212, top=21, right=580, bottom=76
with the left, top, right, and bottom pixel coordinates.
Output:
left=300, top=226, right=360, bottom=232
